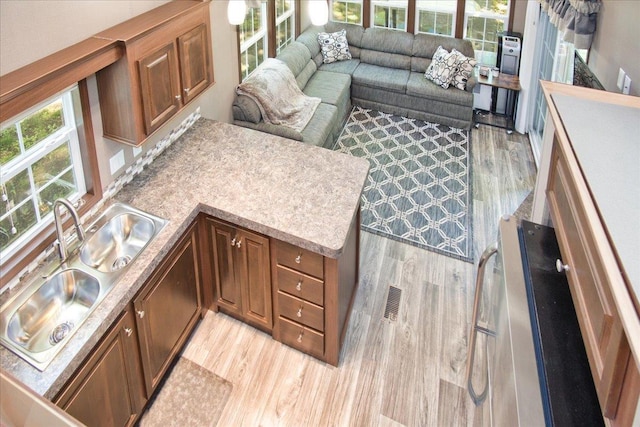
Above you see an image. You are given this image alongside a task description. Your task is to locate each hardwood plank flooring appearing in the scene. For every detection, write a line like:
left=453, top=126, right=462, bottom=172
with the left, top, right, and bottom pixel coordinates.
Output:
left=180, top=125, right=536, bottom=426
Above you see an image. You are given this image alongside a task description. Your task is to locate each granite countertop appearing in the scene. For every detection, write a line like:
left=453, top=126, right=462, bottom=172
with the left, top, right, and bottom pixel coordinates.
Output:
left=0, top=119, right=369, bottom=399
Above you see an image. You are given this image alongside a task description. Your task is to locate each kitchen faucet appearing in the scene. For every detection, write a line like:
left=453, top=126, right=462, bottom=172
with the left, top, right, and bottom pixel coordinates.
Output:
left=53, top=198, right=85, bottom=262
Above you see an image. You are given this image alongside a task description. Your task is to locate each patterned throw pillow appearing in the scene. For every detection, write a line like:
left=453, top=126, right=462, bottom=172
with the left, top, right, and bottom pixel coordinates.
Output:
left=451, top=49, right=477, bottom=90
left=424, top=46, right=459, bottom=89
left=317, top=29, right=352, bottom=64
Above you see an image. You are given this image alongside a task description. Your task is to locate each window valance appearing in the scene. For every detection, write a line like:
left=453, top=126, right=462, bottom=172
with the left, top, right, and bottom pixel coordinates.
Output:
left=539, top=0, right=602, bottom=49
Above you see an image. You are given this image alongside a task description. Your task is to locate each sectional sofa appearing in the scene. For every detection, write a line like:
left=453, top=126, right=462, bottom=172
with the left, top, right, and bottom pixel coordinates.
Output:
left=232, top=22, right=476, bottom=148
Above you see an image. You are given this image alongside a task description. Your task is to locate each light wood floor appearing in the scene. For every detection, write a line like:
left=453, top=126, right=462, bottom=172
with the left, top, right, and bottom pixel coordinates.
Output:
left=181, top=123, right=537, bottom=426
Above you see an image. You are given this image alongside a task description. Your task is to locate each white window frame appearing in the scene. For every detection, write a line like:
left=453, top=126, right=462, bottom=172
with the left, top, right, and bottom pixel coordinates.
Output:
left=371, top=0, right=408, bottom=31
left=275, top=0, right=296, bottom=55
left=0, top=86, right=86, bottom=260
left=415, top=0, right=456, bottom=36
left=240, top=2, right=269, bottom=80
left=330, top=0, right=364, bottom=25
left=463, top=0, right=510, bottom=66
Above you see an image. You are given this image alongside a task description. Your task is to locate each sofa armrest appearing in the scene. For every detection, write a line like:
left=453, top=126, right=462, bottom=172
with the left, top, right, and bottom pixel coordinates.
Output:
left=466, top=75, right=477, bottom=93
left=233, top=120, right=304, bottom=142
left=232, top=94, right=262, bottom=123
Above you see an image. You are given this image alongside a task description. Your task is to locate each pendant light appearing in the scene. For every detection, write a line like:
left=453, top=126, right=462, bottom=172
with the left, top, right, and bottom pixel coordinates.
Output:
left=309, top=0, right=329, bottom=26
left=228, top=0, right=247, bottom=26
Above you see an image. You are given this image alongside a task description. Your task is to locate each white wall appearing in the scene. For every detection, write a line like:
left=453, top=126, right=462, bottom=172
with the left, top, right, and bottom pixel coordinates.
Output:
left=0, top=0, right=241, bottom=189
left=588, top=0, right=640, bottom=96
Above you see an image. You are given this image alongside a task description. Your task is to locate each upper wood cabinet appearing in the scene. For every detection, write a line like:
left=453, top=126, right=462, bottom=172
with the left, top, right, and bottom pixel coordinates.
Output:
left=95, top=1, right=213, bottom=146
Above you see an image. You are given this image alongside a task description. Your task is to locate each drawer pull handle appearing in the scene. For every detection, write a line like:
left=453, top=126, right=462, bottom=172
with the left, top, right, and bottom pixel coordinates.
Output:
left=295, top=254, right=302, bottom=264
left=136, top=310, right=145, bottom=319
left=296, top=280, right=302, bottom=291
left=297, top=331, right=304, bottom=343
left=556, top=259, right=570, bottom=273
left=124, top=327, right=133, bottom=337
left=297, top=307, right=303, bottom=318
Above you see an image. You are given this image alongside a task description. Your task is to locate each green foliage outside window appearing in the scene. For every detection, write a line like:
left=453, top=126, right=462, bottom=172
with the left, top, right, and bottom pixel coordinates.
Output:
left=332, top=1, right=362, bottom=24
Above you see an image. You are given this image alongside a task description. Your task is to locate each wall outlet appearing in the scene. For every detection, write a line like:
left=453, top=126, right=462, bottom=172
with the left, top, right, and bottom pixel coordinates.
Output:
left=132, top=146, right=142, bottom=158
left=617, top=68, right=626, bottom=90
left=109, top=150, right=125, bottom=175
left=623, top=75, right=632, bottom=95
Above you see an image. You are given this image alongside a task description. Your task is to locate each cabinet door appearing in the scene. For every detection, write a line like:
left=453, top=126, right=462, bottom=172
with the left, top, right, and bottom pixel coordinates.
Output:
left=209, top=219, right=242, bottom=317
left=138, top=42, right=181, bottom=135
left=178, top=23, right=212, bottom=104
left=135, top=227, right=201, bottom=395
left=238, top=230, right=272, bottom=330
left=55, top=309, right=146, bottom=427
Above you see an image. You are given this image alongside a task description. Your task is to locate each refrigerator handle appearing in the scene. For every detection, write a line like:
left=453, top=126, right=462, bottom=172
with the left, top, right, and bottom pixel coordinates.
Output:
left=466, top=243, right=498, bottom=406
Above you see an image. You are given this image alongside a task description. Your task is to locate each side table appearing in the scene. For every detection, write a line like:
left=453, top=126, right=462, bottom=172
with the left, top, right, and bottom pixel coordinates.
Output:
left=473, top=69, right=521, bottom=134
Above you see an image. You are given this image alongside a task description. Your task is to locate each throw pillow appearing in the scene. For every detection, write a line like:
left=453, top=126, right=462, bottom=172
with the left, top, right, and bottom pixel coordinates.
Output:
left=424, top=46, right=458, bottom=89
left=317, top=29, right=352, bottom=64
left=451, top=49, right=477, bottom=91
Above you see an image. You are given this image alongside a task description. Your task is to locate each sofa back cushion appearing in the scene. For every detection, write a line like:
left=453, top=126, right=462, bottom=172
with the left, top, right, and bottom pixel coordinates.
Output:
left=325, top=21, right=365, bottom=58
left=296, top=25, right=324, bottom=58
left=359, top=27, right=413, bottom=70
left=411, top=33, right=474, bottom=73
left=277, top=41, right=312, bottom=77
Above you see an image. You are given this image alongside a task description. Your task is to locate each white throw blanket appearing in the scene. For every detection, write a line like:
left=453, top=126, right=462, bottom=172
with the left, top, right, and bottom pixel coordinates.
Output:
left=236, top=58, right=321, bottom=132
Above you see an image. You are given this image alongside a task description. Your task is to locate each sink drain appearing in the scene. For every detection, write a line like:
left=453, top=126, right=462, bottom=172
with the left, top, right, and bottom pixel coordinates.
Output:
left=112, top=255, right=132, bottom=271
left=50, top=321, right=74, bottom=345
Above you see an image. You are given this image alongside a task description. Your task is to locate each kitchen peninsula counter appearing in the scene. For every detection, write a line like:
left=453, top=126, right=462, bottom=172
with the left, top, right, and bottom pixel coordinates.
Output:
left=1, top=119, right=369, bottom=398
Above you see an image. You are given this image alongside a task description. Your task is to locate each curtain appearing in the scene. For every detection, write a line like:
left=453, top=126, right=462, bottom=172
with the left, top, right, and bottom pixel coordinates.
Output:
left=538, top=0, right=602, bottom=49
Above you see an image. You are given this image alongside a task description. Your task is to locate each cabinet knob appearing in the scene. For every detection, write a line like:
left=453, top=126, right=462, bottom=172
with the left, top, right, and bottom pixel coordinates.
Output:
left=231, top=237, right=237, bottom=247
left=124, top=327, right=133, bottom=337
left=236, top=239, right=242, bottom=249
left=136, top=309, right=145, bottom=319
left=295, top=254, right=302, bottom=264
left=297, top=307, right=303, bottom=318
left=297, top=331, right=304, bottom=343
left=184, top=87, right=191, bottom=95
left=296, top=280, right=302, bottom=291
left=556, top=259, right=570, bottom=273
left=175, top=95, right=181, bottom=101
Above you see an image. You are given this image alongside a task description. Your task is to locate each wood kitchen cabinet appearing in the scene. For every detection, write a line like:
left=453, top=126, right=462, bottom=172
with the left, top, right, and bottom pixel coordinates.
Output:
left=206, top=217, right=273, bottom=332
left=54, top=307, right=146, bottom=427
left=540, top=81, right=640, bottom=426
left=95, top=1, right=213, bottom=145
left=134, top=223, right=202, bottom=395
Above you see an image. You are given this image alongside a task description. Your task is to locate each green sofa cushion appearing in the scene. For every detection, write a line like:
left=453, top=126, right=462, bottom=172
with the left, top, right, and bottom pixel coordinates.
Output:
left=353, top=63, right=410, bottom=94
left=405, top=72, right=473, bottom=106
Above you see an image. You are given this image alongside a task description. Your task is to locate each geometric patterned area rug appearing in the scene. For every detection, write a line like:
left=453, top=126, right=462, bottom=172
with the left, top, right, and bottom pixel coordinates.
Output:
left=334, top=107, right=473, bottom=262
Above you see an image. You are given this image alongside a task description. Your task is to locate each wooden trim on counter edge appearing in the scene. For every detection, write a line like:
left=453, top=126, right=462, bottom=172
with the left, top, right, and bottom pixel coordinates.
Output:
left=540, top=81, right=640, bottom=370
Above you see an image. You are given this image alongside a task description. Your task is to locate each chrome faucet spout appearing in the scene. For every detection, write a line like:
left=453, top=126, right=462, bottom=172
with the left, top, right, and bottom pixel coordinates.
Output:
left=53, top=198, right=85, bottom=262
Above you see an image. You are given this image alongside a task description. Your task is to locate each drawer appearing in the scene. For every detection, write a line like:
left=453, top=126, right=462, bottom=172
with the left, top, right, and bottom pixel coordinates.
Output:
left=278, top=291, right=324, bottom=332
left=279, top=316, right=324, bottom=358
left=547, top=142, right=626, bottom=416
left=276, top=265, right=324, bottom=306
left=275, top=240, right=323, bottom=279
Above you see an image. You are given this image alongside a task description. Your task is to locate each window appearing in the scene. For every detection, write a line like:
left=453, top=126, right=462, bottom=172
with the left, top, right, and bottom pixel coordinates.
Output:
left=372, top=0, right=408, bottom=30
left=463, top=0, right=510, bottom=66
left=0, top=86, right=86, bottom=259
left=415, top=0, right=456, bottom=36
left=276, top=0, right=296, bottom=54
left=240, top=2, right=268, bottom=80
left=331, top=0, right=363, bottom=24
left=238, top=0, right=300, bottom=81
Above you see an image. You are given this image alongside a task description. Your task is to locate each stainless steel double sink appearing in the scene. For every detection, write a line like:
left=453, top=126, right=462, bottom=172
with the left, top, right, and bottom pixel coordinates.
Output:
left=0, top=203, right=167, bottom=371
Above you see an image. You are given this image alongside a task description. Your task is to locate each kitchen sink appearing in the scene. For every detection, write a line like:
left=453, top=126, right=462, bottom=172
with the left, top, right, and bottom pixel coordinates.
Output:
left=80, top=212, right=156, bottom=273
left=5, top=269, right=100, bottom=354
left=0, top=203, right=167, bottom=370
